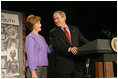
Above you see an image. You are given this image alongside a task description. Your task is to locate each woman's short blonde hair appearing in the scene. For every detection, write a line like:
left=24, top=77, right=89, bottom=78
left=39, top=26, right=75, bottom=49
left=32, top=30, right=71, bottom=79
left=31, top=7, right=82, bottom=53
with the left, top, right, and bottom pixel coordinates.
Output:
left=26, top=14, right=41, bottom=31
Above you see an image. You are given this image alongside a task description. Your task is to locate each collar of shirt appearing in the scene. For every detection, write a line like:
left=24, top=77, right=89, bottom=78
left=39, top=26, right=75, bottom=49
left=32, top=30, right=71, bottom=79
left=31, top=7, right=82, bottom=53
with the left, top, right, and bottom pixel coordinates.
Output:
left=60, top=24, right=71, bottom=38
left=60, top=24, right=69, bottom=31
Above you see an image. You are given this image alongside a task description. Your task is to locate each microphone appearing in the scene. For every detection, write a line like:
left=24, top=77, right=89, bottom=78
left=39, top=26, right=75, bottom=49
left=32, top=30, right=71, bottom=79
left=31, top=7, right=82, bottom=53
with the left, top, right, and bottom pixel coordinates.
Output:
left=101, top=29, right=115, bottom=39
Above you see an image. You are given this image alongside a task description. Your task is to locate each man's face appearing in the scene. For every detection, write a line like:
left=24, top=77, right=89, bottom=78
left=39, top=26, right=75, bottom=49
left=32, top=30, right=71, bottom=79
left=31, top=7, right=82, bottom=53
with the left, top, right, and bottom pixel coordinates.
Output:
left=11, top=63, right=17, bottom=73
left=10, top=50, right=16, bottom=58
left=7, top=25, right=14, bottom=35
left=53, top=13, right=66, bottom=27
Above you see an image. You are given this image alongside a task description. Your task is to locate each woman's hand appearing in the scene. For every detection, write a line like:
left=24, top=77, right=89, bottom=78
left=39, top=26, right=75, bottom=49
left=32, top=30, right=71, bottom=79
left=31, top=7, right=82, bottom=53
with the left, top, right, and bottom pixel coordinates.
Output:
left=31, top=70, right=38, bottom=78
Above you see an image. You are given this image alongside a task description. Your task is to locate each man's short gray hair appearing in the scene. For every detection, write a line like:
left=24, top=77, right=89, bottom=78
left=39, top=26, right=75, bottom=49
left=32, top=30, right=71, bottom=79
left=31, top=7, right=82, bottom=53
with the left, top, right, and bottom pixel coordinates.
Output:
left=53, top=10, right=66, bottom=18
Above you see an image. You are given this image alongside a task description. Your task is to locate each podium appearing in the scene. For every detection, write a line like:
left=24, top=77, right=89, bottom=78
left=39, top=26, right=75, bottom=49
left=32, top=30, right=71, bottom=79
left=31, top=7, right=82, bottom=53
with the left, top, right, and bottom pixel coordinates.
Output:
left=78, top=39, right=117, bottom=78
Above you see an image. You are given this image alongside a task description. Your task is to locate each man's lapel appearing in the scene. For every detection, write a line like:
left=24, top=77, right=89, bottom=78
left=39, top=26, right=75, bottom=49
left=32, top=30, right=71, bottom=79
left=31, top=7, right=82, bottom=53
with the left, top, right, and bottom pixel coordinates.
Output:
left=57, top=27, right=70, bottom=45
left=68, top=25, right=75, bottom=45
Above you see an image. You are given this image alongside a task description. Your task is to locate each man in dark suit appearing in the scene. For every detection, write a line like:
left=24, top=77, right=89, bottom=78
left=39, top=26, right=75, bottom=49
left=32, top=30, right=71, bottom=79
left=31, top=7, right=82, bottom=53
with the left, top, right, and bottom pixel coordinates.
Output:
left=50, top=10, right=89, bottom=78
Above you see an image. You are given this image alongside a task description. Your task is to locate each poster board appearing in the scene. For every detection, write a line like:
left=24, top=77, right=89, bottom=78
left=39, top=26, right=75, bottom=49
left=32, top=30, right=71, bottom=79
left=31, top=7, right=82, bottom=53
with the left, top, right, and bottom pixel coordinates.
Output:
left=1, top=9, right=23, bottom=78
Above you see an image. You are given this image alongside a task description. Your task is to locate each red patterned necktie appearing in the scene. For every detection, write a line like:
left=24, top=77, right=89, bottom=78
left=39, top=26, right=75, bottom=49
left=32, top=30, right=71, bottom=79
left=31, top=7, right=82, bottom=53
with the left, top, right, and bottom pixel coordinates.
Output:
left=64, top=27, right=71, bottom=44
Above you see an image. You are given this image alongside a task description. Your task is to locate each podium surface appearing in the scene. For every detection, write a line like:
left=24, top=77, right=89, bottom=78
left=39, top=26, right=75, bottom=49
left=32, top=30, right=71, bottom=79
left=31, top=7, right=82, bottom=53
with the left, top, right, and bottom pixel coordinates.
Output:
left=78, top=39, right=114, bottom=54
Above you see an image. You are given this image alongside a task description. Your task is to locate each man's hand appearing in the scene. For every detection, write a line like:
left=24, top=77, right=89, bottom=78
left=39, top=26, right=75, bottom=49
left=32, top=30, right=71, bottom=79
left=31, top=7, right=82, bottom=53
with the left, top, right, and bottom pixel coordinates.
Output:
left=31, top=70, right=38, bottom=78
left=70, top=47, right=78, bottom=55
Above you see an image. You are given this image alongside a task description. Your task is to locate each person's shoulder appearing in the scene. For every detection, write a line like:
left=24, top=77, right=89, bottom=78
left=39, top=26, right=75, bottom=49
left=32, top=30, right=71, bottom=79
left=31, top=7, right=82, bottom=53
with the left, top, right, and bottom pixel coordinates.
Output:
left=68, top=25, right=79, bottom=29
left=26, top=33, right=32, bottom=37
left=50, top=27, right=58, bottom=33
left=26, top=33, right=34, bottom=39
left=26, top=34, right=35, bottom=42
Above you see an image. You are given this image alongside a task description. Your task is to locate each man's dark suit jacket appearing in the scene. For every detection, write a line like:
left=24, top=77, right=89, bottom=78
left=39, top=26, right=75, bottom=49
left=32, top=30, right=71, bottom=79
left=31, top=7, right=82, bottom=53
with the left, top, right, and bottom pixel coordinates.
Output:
left=50, top=25, right=89, bottom=75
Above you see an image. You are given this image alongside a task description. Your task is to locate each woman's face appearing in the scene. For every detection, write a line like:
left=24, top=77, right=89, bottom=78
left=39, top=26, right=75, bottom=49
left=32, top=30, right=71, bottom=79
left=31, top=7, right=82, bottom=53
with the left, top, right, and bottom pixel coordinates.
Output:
left=33, top=21, right=42, bottom=32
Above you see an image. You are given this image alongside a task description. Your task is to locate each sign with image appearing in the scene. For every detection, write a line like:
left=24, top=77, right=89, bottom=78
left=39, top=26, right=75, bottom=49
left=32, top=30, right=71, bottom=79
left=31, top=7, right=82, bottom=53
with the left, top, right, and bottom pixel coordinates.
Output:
left=1, top=10, right=23, bottom=78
